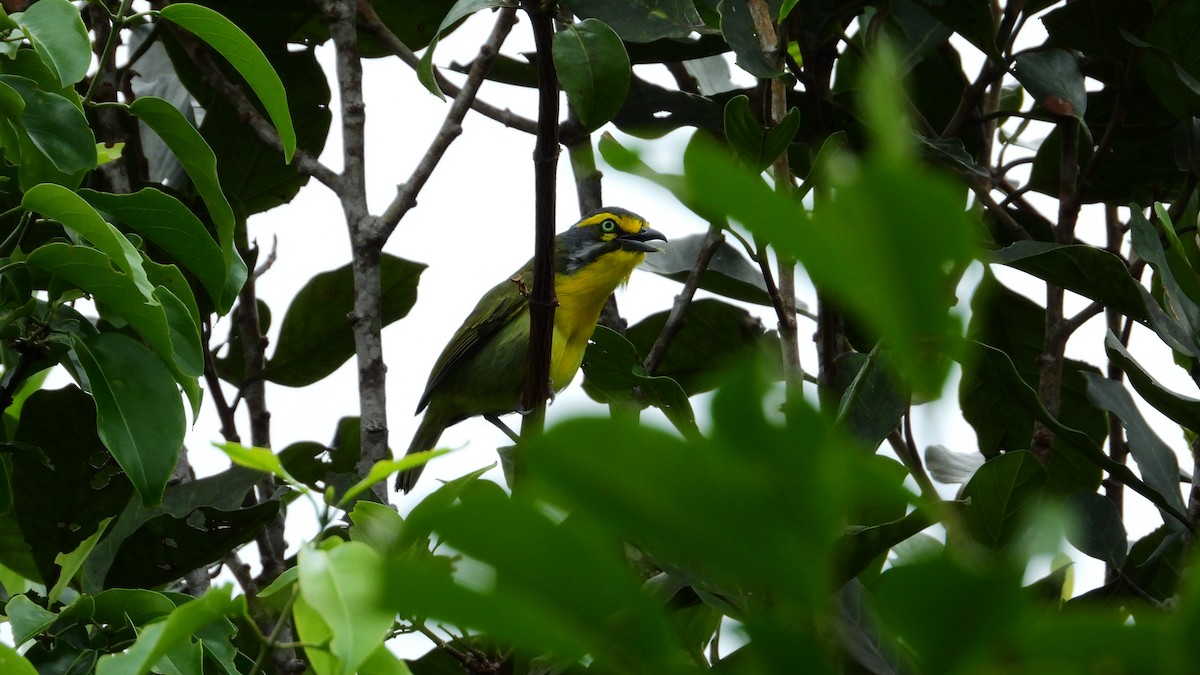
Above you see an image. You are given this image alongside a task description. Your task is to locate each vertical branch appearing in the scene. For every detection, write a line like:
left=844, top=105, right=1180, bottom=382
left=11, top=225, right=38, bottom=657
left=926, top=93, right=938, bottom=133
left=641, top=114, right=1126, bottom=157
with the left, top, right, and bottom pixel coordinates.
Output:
left=749, top=0, right=804, bottom=416
left=1103, top=204, right=1129, bottom=583
left=320, top=0, right=391, bottom=501
left=518, top=0, right=560, bottom=489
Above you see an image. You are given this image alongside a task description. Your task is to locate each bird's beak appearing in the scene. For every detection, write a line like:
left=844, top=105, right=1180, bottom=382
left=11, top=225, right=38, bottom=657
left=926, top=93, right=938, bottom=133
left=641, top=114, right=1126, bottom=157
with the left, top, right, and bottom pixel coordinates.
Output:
left=618, top=226, right=667, bottom=253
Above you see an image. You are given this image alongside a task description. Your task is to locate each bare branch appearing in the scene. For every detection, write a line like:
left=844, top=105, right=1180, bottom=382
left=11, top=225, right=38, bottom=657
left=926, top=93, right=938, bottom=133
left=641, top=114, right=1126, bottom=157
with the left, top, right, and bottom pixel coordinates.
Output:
left=643, top=223, right=724, bottom=375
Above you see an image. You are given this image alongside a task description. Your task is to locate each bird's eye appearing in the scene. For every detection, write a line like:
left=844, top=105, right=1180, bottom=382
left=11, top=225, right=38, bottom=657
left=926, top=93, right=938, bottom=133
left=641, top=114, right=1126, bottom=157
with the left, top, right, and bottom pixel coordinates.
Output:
left=600, top=218, right=618, bottom=233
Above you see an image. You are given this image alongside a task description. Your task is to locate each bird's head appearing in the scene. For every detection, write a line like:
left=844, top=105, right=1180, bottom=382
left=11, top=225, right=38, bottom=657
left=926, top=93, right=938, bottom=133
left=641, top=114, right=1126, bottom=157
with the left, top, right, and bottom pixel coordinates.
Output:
left=558, top=207, right=666, bottom=275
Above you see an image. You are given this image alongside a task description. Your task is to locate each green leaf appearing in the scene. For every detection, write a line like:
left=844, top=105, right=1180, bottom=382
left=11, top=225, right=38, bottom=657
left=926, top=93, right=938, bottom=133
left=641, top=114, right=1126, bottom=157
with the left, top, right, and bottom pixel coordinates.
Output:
left=0, top=75, right=96, bottom=173
left=1065, top=491, right=1128, bottom=567
left=717, top=0, right=782, bottom=78
left=95, top=586, right=240, bottom=675
left=835, top=347, right=908, bottom=451
left=265, top=254, right=425, bottom=386
left=5, top=594, right=58, bottom=646
left=1083, top=372, right=1187, bottom=520
left=213, top=441, right=298, bottom=485
left=912, top=0, right=998, bottom=58
left=23, top=184, right=153, bottom=297
left=991, top=241, right=1148, bottom=321
left=561, top=0, right=704, bottom=42
left=299, top=543, right=393, bottom=675
left=1105, top=331, right=1200, bottom=431
left=336, top=451, right=448, bottom=507
left=961, top=451, right=1046, bottom=551
left=623, top=298, right=777, bottom=396
left=638, top=232, right=775, bottom=306
left=1013, top=48, right=1087, bottom=118
left=158, top=3, right=295, bottom=162
left=553, top=19, right=630, bottom=132
left=48, top=516, right=112, bottom=605
left=15, top=0, right=91, bottom=87
left=71, top=332, right=184, bottom=507
left=0, top=644, right=37, bottom=675
left=417, top=0, right=512, bottom=98
left=129, top=96, right=245, bottom=312
left=723, top=95, right=801, bottom=171
left=80, top=189, right=228, bottom=311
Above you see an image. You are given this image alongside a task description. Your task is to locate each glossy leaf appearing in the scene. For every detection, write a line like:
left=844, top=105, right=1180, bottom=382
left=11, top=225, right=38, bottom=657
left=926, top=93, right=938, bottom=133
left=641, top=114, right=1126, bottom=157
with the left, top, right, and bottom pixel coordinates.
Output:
left=553, top=19, right=630, bottom=132
left=638, top=232, right=775, bottom=306
left=724, top=95, right=801, bottom=171
left=961, top=451, right=1046, bottom=550
left=991, top=241, right=1148, bottom=321
left=158, top=3, right=296, bottom=161
left=81, top=188, right=228, bottom=310
left=299, top=543, right=394, bottom=675
left=562, top=0, right=704, bottom=42
left=94, top=586, right=240, bottom=675
left=1065, top=491, right=1128, bottom=567
left=265, top=254, right=425, bottom=386
left=129, top=96, right=245, bottom=312
left=15, top=0, right=90, bottom=87
left=71, top=332, right=184, bottom=507
left=1083, top=373, right=1187, bottom=520
left=0, top=75, right=96, bottom=173
left=1013, top=49, right=1087, bottom=118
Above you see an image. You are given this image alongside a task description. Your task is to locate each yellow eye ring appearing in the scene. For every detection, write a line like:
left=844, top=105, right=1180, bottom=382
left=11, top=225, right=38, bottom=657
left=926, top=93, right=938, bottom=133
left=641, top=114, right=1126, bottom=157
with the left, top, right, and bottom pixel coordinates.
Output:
left=600, top=218, right=618, bottom=233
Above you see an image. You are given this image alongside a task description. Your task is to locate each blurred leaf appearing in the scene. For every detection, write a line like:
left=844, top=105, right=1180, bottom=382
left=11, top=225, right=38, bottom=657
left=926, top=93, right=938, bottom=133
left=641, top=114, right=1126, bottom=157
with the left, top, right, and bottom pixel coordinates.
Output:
left=0, top=75, right=95, bottom=173
left=15, top=0, right=90, bottom=87
left=562, top=0, right=705, bottom=42
left=724, top=95, right=801, bottom=171
left=992, top=241, right=1148, bottom=321
left=0, top=644, right=36, bottom=675
left=80, top=189, right=227, bottom=311
left=94, top=586, right=240, bottom=675
left=836, top=580, right=906, bottom=675
left=553, top=19, right=630, bottom=132
left=265, top=254, right=424, bottom=386
left=1083, top=372, right=1187, bottom=520
left=639, top=232, right=776, bottom=306
left=1065, top=491, right=1127, bottom=567
left=581, top=325, right=699, bottom=437
left=625, top=299, right=775, bottom=395
left=925, top=444, right=984, bottom=484
left=299, top=543, right=393, bottom=675
left=718, top=0, right=782, bottom=78
left=834, top=508, right=933, bottom=586
left=158, top=3, right=296, bottom=161
left=1013, top=49, right=1087, bottom=118
left=962, top=451, right=1046, bottom=551
left=71, top=332, right=184, bottom=507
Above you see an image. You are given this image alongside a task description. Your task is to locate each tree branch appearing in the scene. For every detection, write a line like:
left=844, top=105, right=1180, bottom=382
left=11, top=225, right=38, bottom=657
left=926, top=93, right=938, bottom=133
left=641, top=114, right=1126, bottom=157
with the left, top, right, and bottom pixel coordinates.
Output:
left=378, top=6, right=520, bottom=237
left=643, top=223, right=724, bottom=375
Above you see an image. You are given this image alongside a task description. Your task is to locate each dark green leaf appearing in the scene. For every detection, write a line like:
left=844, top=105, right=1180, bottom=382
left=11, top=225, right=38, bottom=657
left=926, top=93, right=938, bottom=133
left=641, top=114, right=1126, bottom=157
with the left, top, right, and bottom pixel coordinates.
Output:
left=0, top=75, right=95, bottom=174
left=1065, top=491, right=1128, bottom=567
left=265, top=254, right=425, bottom=386
left=992, top=241, right=1148, bottom=320
left=15, top=0, right=90, bottom=87
left=912, top=0, right=997, bottom=57
left=835, top=347, right=907, bottom=451
left=553, top=19, right=630, bottom=132
left=93, top=586, right=241, bottom=675
left=1083, top=372, right=1187, bottom=520
left=624, top=299, right=775, bottom=396
left=962, top=451, right=1046, bottom=550
left=1137, top=1, right=1200, bottom=120
left=1130, top=207, right=1200, bottom=342
left=1013, top=49, right=1087, bottom=118
left=70, top=332, right=184, bottom=507
left=638, top=232, right=775, bottom=306
left=562, top=0, right=705, bottom=42
left=158, top=3, right=296, bottom=161
left=717, top=0, right=782, bottom=78
left=723, top=95, right=801, bottom=171
left=1106, top=331, right=1200, bottom=432
left=581, top=325, right=700, bottom=436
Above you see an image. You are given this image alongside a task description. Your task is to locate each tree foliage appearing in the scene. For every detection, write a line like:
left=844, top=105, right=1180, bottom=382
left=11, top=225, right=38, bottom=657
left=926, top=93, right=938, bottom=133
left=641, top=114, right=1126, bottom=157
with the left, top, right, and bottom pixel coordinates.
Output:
left=0, top=0, right=1197, bottom=673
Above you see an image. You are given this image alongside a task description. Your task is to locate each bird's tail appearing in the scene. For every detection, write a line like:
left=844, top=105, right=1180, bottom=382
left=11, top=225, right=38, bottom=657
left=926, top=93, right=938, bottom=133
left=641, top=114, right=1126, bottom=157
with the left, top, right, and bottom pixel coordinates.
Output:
left=395, top=410, right=447, bottom=493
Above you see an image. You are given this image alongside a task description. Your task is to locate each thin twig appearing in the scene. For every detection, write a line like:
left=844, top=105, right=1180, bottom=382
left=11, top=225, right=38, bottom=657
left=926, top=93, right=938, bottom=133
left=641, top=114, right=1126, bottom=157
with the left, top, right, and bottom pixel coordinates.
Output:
left=355, top=0, right=537, bottom=134
left=643, top=224, right=724, bottom=374
left=378, top=6, right=520, bottom=238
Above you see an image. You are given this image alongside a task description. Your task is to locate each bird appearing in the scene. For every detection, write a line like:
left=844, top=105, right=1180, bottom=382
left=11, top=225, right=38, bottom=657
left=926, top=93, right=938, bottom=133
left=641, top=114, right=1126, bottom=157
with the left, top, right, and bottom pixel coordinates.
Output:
left=395, top=207, right=665, bottom=492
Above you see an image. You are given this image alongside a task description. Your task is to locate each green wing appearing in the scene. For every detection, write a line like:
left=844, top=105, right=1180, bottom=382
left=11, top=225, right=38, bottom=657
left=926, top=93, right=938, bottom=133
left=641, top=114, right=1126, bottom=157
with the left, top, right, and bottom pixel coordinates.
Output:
left=415, top=262, right=533, bottom=413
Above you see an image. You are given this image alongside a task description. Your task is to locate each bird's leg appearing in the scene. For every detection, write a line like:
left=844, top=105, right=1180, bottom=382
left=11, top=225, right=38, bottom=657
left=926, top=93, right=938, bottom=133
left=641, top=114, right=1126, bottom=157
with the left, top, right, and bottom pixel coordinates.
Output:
left=485, top=414, right=521, bottom=444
